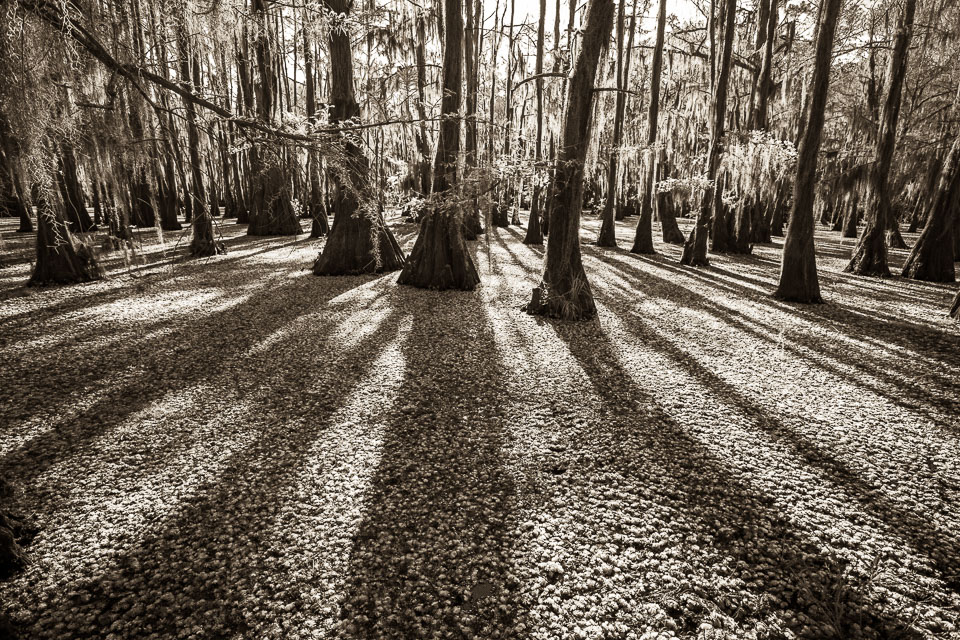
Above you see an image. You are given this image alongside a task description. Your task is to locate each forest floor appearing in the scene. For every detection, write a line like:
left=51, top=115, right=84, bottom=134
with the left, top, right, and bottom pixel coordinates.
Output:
left=1, top=212, right=959, bottom=640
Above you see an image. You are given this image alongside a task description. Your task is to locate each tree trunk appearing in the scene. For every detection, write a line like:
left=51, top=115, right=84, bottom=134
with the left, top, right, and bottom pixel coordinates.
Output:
left=304, top=19, right=329, bottom=238
left=634, top=0, right=674, bottom=251
left=177, top=20, right=224, bottom=258
left=29, top=185, right=104, bottom=286
left=774, top=0, right=842, bottom=303
left=0, top=477, right=30, bottom=582
left=398, top=0, right=479, bottom=290
left=523, top=0, right=547, bottom=245
left=414, top=14, right=432, bottom=195
left=463, top=0, right=484, bottom=239
left=314, top=0, right=405, bottom=275
left=247, top=0, right=302, bottom=236
left=951, top=289, right=960, bottom=319
left=902, top=134, right=959, bottom=282
left=846, top=0, right=916, bottom=276
left=524, top=0, right=614, bottom=320
left=681, top=0, right=736, bottom=266
left=0, top=148, right=33, bottom=233
left=58, top=144, right=93, bottom=232
left=750, top=0, right=778, bottom=130
left=596, top=0, right=627, bottom=248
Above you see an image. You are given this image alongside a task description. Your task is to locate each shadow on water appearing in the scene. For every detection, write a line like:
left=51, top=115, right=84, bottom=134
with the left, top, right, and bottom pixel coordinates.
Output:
left=335, top=288, right=528, bottom=638
left=9, top=279, right=409, bottom=638
left=548, top=318, right=932, bottom=637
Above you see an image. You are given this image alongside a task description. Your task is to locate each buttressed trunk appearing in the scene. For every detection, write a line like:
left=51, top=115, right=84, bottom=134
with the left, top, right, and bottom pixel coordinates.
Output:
left=398, top=0, right=480, bottom=290
left=247, top=0, right=302, bottom=237
left=705, top=0, right=742, bottom=255
left=314, top=0, right=405, bottom=275
left=902, top=133, right=959, bottom=282
left=29, top=184, right=103, bottom=286
left=773, top=0, right=842, bottom=303
left=596, top=0, right=627, bottom=249
left=846, top=0, right=916, bottom=276
left=635, top=0, right=680, bottom=250
left=681, top=0, right=735, bottom=266
left=524, top=0, right=615, bottom=320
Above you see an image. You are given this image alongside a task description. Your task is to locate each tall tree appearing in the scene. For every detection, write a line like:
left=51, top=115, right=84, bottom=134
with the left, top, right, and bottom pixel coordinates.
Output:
left=177, top=14, right=222, bottom=257
left=525, top=0, right=615, bottom=320
left=247, top=0, right=302, bottom=236
left=464, top=0, right=484, bottom=239
left=773, top=0, right=843, bottom=303
left=902, top=133, right=959, bottom=282
left=414, top=12, right=432, bottom=195
left=633, top=0, right=683, bottom=251
left=750, top=0, right=778, bottom=130
left=304, top=16, right=329, bottom=238
left=680, top=0, right=736, bottom=266
left=523, top=0, right=547, bottom=245
left=596, top=0, right=627, bottom=248
left=314, top=0, right=406, bottom=275
left=846, top=0, right=917, bottom=276
left=398, top=0, right=480, bottom=290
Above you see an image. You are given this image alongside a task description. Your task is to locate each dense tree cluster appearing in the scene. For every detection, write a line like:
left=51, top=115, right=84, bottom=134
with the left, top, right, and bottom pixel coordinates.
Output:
left=1, top=0, right=960, bottom=614
left=1, top=0, right=958, bottom=317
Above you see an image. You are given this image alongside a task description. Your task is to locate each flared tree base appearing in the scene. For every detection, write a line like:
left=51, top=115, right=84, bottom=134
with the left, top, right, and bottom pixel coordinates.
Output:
left=464, top=204, right=484, bottom=241
left=310, top=210, right=330, bottom=238
left=846, top=225, right=890, bottom=277
left=314, top=213, right=406, bottom=276
left=190, top=239, right=227, bottom=258
left=902, top=243, right=956, bottom=282
left=661, top=220, right=685, bottom=244
left=631, top=208, right=655, bottom=254
left=680, top=227, right=710, bottom=267
left=886, top=226, right=908, bottom=249
left=29, top=242, right=103, bottom=287
left=523, top=279, right=597, bottom=321
left=596, top=214, right=618, bottom=248
left=397, top=209, right=479, bottom=290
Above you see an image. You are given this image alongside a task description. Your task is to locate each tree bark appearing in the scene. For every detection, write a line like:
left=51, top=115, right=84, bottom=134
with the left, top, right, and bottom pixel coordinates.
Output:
left=774, top=0, right=842, bottom=303
left=523, top=0, right=547, bottom=245
left=177, top=20, right=224, bottom=257
left=314, top=0, right=405, bottom=275
left=303, top=19, right=329, bottom=238
left=750, top=0, right=778, bottom=130
left=29, top=185, right=104, bottom=286
left=57, top=144, right=93, bottom=232
left=398, top=0, right=480, bottom=290
left=596, top=0, right=627, bottom=248
left=247, top=0, right=302, bottom=236
left=681, top=0, right=736, bottom=266
left=846, top=0, right=916, bottom=276
left=524, top=0, right=614, bottom=320
left=414, top=13, right=432, bottom=195
left=634, top=0, right=679, bottom=250
left=902, top=133, right=959, bottom=282
left=463, top=0, right=484, bottom=239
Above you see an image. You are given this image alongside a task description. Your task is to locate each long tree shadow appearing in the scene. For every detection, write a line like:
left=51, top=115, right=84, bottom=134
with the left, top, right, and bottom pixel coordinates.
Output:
left=548, top=320, right=936, bottom=637
left=6, top=287, right=410, bottom=638
left=336, top=289, right=528, bottom=639
left=0, top=233, right=311, bottom=325
left=0, top=271, right=392, bottom=499
left=598, top=294, right=960, bottom=594
left=584, top=247, right=960, bottom=421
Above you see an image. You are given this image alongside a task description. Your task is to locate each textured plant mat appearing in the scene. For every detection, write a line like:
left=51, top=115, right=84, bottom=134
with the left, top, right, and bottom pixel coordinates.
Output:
left=1, top=214, right=958, bottom=639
